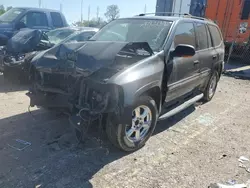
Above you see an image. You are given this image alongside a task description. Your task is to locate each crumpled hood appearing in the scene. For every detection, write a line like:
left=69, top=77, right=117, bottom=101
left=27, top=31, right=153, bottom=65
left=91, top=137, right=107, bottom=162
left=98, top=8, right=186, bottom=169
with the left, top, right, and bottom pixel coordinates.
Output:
left=32, top=41, right=153, bottom=79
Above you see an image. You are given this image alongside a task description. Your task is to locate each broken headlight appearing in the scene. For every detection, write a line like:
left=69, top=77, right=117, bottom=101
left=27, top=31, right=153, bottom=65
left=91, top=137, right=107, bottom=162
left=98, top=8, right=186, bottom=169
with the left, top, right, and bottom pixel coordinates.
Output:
left=7, top=54, right=25, bottom=64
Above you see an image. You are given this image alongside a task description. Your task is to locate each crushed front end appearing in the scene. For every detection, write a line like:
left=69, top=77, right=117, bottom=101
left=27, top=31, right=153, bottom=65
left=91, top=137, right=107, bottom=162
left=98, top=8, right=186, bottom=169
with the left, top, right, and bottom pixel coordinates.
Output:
left=27, top=40, right=154, bottom=141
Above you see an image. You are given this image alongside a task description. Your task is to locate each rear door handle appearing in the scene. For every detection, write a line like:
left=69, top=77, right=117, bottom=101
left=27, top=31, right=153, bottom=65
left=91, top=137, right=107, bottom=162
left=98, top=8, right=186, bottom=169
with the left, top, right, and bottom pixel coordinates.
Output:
left=212, top=55, right=217, bottom=59
left=194, top=60, right=200, bottom=65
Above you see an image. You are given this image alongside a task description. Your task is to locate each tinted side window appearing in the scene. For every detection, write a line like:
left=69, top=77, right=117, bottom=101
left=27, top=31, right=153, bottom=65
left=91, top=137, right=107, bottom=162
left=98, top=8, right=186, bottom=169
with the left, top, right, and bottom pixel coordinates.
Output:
left=173, top=22, right=196, bottom=49
left=20, top=12, right=48, bottom=27
left=51, top=12, right=63, bottom=28
left=208, top=25, right=222, bottom=47
left=195, top=23, right=208, bottom=50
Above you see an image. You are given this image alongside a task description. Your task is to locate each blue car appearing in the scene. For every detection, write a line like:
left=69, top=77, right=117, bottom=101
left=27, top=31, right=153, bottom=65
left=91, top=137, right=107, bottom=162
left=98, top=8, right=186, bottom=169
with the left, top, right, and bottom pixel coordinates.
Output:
left=0, top=7, right=68, bottom=39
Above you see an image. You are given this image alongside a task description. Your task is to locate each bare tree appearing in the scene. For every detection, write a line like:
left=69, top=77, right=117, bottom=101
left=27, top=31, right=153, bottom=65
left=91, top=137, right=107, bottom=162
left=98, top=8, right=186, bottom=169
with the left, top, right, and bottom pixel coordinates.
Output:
left=104, top=5, right=120, bottom=22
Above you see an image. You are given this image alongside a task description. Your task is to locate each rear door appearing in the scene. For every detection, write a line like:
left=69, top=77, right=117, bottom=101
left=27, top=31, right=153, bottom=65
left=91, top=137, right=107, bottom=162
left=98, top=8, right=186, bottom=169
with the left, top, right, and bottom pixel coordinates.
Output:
left=165, top=21, right=200, bottom=102
left=50, top=12, right=64, bottom=29
left=194, top=22, right=216, bottom=84
left=208, top=24, right=224, bottom=72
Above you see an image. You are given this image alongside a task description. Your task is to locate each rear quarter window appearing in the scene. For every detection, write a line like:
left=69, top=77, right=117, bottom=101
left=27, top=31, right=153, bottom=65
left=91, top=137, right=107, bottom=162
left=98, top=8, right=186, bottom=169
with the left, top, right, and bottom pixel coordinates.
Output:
left=50, top=12, right=64, bottom=28
left=208, top=25, right=222, bottom=47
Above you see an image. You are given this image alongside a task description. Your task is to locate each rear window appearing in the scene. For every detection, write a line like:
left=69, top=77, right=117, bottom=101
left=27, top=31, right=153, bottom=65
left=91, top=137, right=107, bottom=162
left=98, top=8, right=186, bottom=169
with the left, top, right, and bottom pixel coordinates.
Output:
left=208, top=25, right=222, bottom=47
left=50, top=12, right=63, bottom=28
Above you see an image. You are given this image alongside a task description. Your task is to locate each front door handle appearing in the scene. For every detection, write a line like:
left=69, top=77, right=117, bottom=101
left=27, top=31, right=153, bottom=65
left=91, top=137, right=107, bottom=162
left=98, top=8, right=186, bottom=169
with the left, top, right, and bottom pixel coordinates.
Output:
left=212, top=55, right=217, bottom=60
left=194, top=60, right=200, bottom=65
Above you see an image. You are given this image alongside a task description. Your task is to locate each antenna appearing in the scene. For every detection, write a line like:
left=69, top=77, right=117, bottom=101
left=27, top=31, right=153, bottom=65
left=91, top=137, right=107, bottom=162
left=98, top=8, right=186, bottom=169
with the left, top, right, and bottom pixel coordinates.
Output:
left=144, top=4, right=147, bottom=14
left=39, top=0, right=42, bottom=8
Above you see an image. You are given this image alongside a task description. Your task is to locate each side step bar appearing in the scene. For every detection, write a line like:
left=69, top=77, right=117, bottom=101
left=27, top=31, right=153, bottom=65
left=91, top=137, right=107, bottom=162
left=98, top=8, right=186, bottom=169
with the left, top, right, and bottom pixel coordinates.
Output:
left=159, top=93, right=204, bottom=120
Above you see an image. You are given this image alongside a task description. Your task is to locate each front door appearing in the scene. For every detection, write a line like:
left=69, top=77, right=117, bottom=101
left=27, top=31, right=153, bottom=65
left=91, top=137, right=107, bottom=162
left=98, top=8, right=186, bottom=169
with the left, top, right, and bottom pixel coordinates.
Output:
left=165, top=22, right=200, bottom=103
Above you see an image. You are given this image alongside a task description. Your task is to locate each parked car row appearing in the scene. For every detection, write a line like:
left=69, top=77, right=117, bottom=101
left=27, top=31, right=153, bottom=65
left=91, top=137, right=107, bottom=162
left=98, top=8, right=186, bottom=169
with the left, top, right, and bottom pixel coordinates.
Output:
left=0, top=27, right=98, bottom=81
left=0, top=7, right=225, bottom=152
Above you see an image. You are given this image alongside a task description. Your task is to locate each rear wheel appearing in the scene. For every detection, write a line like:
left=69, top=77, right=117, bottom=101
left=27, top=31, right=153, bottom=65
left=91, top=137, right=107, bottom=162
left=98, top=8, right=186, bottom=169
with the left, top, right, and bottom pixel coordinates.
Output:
left=106, top=96, right=158, bottom=152
left=203, top=71, right=219, bottom=102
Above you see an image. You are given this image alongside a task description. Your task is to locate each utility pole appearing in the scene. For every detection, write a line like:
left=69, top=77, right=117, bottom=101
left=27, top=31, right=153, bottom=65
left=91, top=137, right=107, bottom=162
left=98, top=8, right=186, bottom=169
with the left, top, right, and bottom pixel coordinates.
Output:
left=96, top=6, right=100, bottom=25
left=88, top=5, right=90, bottom=23
left=96, top=6, right=99, bottom=20
left=179, top=0, right=183, bottom=15
left=81, top=0, right=83, bottom=23
left=39, top=0, right=42, bottom=8
left=60, top=3, right=63, bottom=12
left=144, top=4, right=147, bottom=13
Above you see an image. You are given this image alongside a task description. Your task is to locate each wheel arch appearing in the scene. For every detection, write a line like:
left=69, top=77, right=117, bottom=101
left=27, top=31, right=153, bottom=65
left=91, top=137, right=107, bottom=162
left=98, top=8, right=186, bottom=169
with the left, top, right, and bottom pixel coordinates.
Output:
left=214, top=62, right=223, bottom=78
left=138, top=86, right=162, bottom=112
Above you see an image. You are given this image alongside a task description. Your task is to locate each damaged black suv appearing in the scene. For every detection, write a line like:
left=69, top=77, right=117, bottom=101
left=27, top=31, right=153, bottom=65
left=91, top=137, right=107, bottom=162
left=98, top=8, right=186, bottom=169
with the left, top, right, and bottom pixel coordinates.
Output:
left=27, top=14, right=224, bottom=152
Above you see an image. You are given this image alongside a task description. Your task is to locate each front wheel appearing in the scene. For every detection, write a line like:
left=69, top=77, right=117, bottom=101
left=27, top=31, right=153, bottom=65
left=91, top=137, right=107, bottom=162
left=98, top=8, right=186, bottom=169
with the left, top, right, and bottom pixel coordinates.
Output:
left=203, top=71, right=219, bottom=102
left=106, top=96, right=158, bottom=152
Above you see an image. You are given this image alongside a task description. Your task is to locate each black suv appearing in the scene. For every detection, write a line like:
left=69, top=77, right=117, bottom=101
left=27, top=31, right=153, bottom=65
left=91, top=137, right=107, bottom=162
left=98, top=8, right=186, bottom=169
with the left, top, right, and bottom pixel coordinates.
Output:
left=27, top=14, right=225, bottom=152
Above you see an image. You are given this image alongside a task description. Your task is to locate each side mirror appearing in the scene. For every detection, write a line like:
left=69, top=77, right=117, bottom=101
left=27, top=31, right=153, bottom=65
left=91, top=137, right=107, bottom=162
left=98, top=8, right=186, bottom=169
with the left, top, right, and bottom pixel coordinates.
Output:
left=172, top=44, right=195, bottom=58
left=15, top=21, right=26, bottom=30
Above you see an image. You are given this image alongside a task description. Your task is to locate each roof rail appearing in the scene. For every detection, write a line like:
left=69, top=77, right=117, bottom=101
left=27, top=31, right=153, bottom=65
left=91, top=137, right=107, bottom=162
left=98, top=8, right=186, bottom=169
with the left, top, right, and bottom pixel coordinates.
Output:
left=137, top=12, right=212, bottom=22
left=137, top=12, right=191, bottom=17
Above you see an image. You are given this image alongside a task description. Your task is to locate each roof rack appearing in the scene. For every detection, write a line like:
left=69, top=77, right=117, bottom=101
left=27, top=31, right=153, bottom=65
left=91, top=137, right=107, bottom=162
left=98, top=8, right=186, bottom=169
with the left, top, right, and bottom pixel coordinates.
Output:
left=137, top=12, right=212, bottom=22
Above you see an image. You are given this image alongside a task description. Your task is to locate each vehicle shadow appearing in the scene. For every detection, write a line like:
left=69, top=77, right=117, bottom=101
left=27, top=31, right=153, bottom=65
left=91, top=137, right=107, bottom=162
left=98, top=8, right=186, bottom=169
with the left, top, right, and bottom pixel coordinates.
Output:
left=0, top=105, right=195, bottom=188
left=0, top=73, right=29, bottom=93
left=154, top=105, right=195, bottom=136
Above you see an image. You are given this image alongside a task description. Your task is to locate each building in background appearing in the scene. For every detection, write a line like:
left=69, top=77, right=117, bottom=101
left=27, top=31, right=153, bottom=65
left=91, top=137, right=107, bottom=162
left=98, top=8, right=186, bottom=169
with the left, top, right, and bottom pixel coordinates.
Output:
left=155, top=0, right=207, bottom=17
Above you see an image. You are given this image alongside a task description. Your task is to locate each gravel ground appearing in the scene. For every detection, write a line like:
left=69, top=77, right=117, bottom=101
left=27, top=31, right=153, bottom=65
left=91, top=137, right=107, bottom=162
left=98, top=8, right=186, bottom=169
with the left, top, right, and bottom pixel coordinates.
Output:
left=0, top=73, right=250, bottom=188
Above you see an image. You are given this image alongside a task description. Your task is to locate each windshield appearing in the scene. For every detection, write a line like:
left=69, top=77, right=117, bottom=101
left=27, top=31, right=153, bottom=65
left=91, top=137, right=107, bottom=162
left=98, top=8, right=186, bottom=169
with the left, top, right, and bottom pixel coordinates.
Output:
left=47, top=28, right=76, bottom=45
left=92, top=19, right=172, bottom=51
left=0, top=8, right=25, bottom=23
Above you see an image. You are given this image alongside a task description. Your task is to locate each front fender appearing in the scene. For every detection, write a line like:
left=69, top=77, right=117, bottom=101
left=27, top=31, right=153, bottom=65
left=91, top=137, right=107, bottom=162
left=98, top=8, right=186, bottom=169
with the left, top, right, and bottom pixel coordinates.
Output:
left=109, top=51, right=165, bottom=108
left=109, top=52, right=165, bottom=125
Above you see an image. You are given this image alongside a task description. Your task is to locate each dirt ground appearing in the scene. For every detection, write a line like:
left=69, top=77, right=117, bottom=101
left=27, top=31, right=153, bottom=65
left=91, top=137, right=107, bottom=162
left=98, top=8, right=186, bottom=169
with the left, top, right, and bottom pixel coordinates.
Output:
left=0, top=71, right=250, bottom=188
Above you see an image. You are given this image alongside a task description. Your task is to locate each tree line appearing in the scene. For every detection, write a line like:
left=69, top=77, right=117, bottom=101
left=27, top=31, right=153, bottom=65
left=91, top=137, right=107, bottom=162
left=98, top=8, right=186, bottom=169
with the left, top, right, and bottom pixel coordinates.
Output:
left=0, top=5, right=12, bottom=15
left=74, top=4, right=120, bottom=28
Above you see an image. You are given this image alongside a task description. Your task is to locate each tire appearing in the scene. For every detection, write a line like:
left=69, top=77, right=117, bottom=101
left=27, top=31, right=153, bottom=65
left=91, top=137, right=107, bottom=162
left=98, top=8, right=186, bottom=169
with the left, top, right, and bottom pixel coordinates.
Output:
left=106, top=96, right=158, bottom=152
left=203, top=71, right=219, bottom=102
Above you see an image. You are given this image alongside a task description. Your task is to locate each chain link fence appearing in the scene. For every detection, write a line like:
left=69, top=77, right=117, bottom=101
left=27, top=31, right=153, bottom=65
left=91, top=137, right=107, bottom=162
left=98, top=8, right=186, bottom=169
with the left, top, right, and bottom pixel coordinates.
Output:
left=224, top=27, right=250, bottom=65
